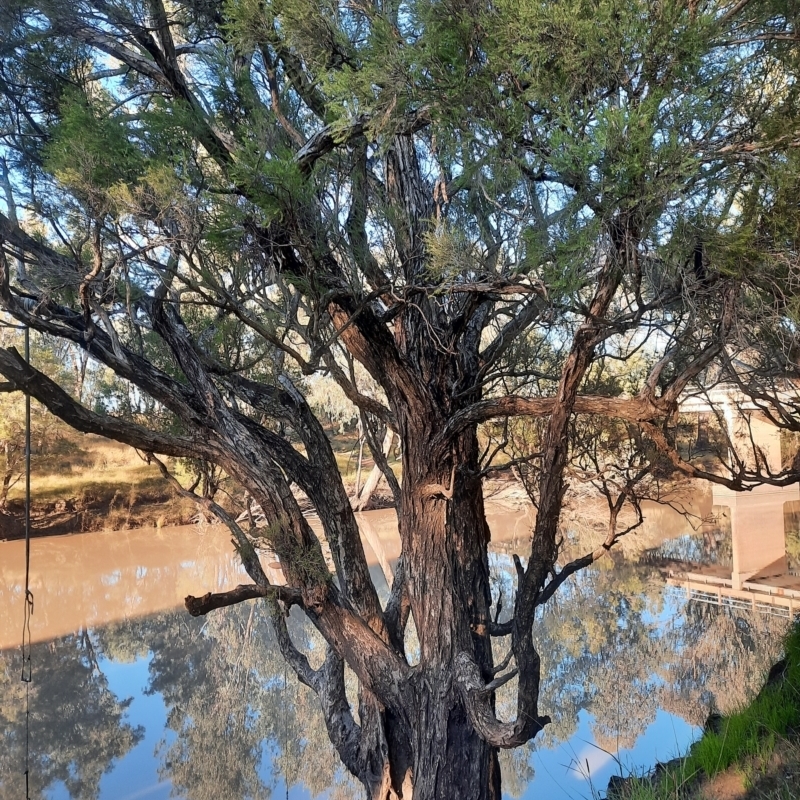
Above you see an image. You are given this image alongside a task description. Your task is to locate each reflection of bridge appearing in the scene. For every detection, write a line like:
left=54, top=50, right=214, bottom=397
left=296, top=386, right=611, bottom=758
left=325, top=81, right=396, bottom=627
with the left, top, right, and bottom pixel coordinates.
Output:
left=665, top=476, right=800, bottom=615
left=667, top=568, right=800, bottom=619
left=673, top=386, right=800, bottom=595
left=665, top=479, right=800, bottom=615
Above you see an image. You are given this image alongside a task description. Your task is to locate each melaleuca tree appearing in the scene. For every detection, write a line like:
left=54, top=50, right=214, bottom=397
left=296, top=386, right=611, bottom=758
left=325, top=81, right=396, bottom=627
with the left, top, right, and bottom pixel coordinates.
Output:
left=0, top=1, right=799, bottom=798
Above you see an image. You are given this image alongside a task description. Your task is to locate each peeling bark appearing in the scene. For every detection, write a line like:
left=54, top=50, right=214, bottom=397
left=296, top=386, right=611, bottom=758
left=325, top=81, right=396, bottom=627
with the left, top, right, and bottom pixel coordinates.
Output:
left=0, top=6, right=790, bottom=793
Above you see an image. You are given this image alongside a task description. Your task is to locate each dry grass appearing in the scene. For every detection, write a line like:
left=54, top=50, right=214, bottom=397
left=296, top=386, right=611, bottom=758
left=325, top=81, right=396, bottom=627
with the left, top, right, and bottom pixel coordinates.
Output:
left=327, top=430, right=403, bottom=492
left=9, top=435, right=160, bottom=501
left=5, top=434, right=200, bottom=533
left=4, top=427, right=408, bottom=534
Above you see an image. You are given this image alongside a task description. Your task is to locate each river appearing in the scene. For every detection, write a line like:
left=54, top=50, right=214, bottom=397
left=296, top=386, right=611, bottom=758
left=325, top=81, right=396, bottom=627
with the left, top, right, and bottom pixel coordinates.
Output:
left=0, top=493, right=795, bottom=800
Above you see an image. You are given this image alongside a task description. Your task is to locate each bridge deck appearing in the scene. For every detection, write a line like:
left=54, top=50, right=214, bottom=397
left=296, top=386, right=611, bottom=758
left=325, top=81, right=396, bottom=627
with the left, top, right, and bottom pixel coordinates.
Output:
left=667, top=567, right=800, bottom=617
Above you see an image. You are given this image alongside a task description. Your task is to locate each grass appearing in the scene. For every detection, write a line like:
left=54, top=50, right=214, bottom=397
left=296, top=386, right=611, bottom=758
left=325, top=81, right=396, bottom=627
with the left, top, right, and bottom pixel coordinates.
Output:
left=7, top=427, right=404, bottom=535
left=4, top=434, right=201, bottom=533
left=611, top=622, right=800, bottom=800
left=9, top=435, right=162, bottom=502
left=687, top=691, right=799, bottom=777
left=328, top=431, right=403, bottom=483
left=2, top=423, right=410, bottom=536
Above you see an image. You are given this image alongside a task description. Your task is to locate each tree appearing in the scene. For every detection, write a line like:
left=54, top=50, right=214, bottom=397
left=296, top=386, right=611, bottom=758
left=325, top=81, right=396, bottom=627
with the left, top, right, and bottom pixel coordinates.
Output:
left=0, top=1, right=799, bottom=797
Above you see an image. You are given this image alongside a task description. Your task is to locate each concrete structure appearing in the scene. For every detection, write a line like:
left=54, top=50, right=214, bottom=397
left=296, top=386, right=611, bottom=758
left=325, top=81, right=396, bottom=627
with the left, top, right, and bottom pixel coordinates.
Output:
left=667, top=567, right=800, bottom=619
left=665, top=403, right=800, bottom=614
left=678, top=387, right=799, bottom=590
left=712, top=484, right=797, bottom=589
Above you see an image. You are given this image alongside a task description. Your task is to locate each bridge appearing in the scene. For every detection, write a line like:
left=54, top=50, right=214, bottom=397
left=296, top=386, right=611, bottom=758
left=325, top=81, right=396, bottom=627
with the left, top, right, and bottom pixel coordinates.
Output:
left=668, top=384, right=800, bottom=608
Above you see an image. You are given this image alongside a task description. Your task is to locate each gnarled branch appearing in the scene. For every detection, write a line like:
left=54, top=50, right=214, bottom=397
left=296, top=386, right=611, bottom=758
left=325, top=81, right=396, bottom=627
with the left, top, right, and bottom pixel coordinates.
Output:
left=185, top=583, right=303, bottom=616
left=455, top=651, right=550, bottom=748
left=0, top=347, right=204, bottom=459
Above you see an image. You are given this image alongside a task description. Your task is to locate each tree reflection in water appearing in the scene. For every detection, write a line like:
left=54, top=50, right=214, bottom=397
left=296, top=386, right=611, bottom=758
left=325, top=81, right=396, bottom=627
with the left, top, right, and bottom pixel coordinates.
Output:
left=0, top=631, right=142, bottom=800
left=491, top=553, right=788, bottom=797
left=95, top=603, right=363, bottom=800
left=0, top=544, right=791, bottom=800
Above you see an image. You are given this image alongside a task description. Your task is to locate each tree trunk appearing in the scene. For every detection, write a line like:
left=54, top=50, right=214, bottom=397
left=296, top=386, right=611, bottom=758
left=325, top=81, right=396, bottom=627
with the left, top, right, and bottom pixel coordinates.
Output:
left=0, top=509, right=22, bottom=539
left=0, top=471, right=11, bottom=509
left=0, top=441, right=16, bottom=510
left=393, top=413, right=501, bottom=800
left=409, top=690, right=501, bottom=800
left=353, top=428, right=395, bottom=511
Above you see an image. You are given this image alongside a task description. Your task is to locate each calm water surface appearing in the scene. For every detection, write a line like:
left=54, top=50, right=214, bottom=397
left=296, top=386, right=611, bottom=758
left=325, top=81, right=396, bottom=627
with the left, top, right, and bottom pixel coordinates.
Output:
left=0, top=498, right=794, bottom=800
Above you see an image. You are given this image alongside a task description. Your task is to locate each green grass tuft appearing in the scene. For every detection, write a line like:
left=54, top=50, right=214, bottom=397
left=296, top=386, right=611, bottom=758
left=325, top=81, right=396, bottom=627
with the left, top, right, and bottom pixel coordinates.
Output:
left=685, top=623, right=800, bottom=779
left=611, top=622, right=800, bottom=800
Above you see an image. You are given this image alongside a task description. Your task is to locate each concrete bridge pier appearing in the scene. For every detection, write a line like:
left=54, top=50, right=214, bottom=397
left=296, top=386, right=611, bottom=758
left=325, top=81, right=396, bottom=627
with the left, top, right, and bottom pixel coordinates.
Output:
left=710, top=414, right=798, bottom=588
left=713, top=484, right=798, bottom=589
left=668, top=390, right=800, bottom=607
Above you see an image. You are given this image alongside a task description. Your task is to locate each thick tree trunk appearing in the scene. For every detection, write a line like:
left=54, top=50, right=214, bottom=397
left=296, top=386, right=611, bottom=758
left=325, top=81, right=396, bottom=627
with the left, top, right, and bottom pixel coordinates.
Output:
left=409, top=689, right=500, bottom=800
left=393, top=413, right=501, bottom=800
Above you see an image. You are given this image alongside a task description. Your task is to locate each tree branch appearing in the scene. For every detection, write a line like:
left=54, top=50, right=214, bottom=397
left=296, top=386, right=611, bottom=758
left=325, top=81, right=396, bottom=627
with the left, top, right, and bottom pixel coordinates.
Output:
left=148, top=452, right=273, bottom=585
left=0, top=238, right=206, bottom=426
left=442, top=394, right=661, bottom=440
left=642, top=421, right=800, bottom=490
left=719, top=0, right=757, bottom=25
left=185, top=583, right=303, bottom=616
left=295, top=107, right=430, bottom=175
left=232, top=372, right=386, bottom=613
left=455, top=651, right=550, bottom=748
left=0, top=347, right=204, bottom=458
left=535, top=487, right=645, bottom=608
left=322, top=353, right=395, bottom=427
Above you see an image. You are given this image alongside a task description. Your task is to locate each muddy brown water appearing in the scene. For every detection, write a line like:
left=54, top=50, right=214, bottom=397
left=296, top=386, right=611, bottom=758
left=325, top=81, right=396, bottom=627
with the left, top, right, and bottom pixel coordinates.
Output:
left=7, top=489, right=790, bottom=800
left=0, top=493, right=706, bottom=650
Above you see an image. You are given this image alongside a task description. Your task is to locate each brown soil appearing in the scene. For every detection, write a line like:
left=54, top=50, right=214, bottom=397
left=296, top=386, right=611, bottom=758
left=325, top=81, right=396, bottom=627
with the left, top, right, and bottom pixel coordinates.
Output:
left=0, top=456, right=402, bottom=543
left=0, top=487, right=199, bottom=540
left=697, top=741, right=800, bottom=800
left=0, top=433, right=205, bottom=540
left=699, top=771, right=747, bottom=800
left=0, top=428, right=409, bottom=541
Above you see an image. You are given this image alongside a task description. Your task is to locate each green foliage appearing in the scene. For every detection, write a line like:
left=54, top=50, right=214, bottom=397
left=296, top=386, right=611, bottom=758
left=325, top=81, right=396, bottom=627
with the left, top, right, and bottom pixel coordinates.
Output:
left=2, top=0, right=800, bottom=790
left=423, top=224, right=481, bottom=283
left=43, top=90, right=146, bottom=212
left=258, top=516, right=331, bottom=587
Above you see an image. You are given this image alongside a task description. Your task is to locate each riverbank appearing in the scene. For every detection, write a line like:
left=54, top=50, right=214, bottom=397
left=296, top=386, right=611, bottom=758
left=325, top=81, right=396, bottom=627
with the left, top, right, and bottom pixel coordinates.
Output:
left=0, top=431, right=400, bottom=539
left=0, top=435, right=197, bottom=537
left=3, top=427, right=710, bottom=542
left=608, top=623, right=800, bottom=800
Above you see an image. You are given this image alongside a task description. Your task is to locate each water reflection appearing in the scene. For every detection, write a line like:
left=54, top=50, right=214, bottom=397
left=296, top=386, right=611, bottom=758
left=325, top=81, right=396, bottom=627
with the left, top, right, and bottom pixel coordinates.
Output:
left=0, top=500, right=794, bottom=800
left=0, top=631, right=143, bottom=800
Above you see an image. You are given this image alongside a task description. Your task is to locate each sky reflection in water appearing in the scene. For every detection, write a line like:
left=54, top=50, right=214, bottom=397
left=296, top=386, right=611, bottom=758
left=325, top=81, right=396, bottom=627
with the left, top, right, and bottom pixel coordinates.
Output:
left=0, top=503, right=794, bottom=800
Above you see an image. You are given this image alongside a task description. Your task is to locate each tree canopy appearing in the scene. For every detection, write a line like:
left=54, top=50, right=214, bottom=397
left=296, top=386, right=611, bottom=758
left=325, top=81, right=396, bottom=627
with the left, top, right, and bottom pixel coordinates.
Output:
left=0, top=1, right=799, bottom=798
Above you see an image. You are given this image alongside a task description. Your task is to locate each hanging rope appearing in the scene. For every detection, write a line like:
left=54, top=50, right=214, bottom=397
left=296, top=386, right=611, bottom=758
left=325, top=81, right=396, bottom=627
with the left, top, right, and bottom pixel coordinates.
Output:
left=20, top=324, right=33, bottom=800
left=283, top=658, right=289, bottom=800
